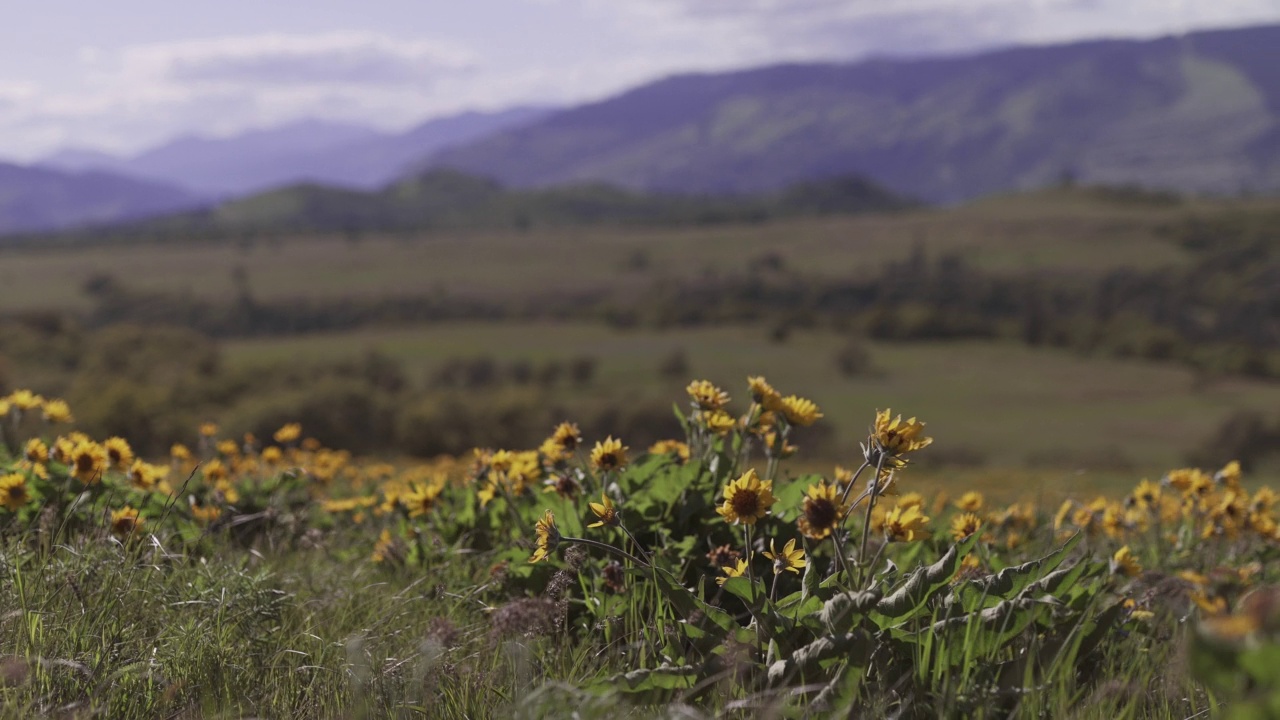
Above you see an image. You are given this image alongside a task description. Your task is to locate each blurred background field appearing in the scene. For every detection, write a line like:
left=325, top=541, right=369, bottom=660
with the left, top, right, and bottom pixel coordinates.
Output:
left=3, top=17, right=1280, bottom=499
left=2, top=185, right=1278, bottom=494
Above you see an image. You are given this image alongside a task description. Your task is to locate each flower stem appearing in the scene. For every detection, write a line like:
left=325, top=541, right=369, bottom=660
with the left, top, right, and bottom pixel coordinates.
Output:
left=563, top=536, right=648, bottom=567
left=855, top=453, right=888, bottom=586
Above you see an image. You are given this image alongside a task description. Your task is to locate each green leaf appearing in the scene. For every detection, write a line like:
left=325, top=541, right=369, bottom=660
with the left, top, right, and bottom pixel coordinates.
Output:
left=953, top=531, right=1083, bottom=605
left=720, top=576, right=761, bottom=606
left=873, top=533, right=980, bottom=622
left=821, top=590, right=882, bottom=634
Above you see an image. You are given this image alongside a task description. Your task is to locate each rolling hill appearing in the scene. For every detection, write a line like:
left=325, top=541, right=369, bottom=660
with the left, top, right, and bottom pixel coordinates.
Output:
left=0, top=163, right=203, bottom=234
left=4, top=169, right=911, bottom=242
left=40, top=107, right=553, bottom=198
left=425, top=24, right=1280, bottom=202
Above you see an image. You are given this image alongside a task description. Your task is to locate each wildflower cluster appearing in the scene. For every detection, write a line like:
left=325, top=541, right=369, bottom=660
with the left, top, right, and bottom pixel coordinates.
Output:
left=3, top=379, right=1278, bottom=713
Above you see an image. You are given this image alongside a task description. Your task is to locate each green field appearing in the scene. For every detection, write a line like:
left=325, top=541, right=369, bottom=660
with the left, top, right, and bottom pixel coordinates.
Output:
left=223, top=321, right=1280, bottom=478
left=0, top=189, right=1216, bottom=313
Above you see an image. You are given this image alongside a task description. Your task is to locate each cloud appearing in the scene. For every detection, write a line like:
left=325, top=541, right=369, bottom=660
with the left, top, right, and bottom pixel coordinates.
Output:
left=569, top=0, right=1280, bottom=62
left=123, top=33, right=475, bottom=88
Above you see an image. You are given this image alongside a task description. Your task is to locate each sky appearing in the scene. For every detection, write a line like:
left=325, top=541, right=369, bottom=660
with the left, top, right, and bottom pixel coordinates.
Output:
left=2, top=0, right=1278, bottom=161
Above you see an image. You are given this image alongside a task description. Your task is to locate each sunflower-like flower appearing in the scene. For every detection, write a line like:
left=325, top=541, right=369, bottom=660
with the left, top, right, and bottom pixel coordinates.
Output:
left=648, top=439, right=690, bottom=463
left=763, top=538, right=806, bottom=575
left=24, top=438, right=48, bottom=465
left=867, top=409, right=932, bottom=466
left=1131, top=479, right=1162, bottom=511
left=686, top=380, right=730, bottom=411
left=588, top=492, right=620, bottom=529
left=716, top=558, right=749, bottom=586
left=955, top=491, right=984, bottom=513
left=70, top=441, right=107, bottom=485
left=401, top=480, right=444, bottom=517
left=1215, top=461, right=1242, bottom=490
left=779, top=396, right=823, bottom=427
left=883, top=505, right=931, bottom=542
left=1112, top=545, right=1141, bottom=577
left=797, top=480, right=847, bottom=540
left=716, top=469, right=776, bottom=525
left=591, top=437, right=628, bottom=472
left=199, top=422, right=219, bottom=438
left=127, top=460, right=163, bottom=491
left=103, top=437, right=134, bottom=471
left=0, top=473, right=30, bottom=512
left=529, top=510, right=561, bottom=564
left=110, top=507, right=144, bottom=538
left=190, top=502, right=221, bottom=525
left=746, top=376, right=783, bottom=412
left=699, top=410, right=737, bottom=436
left=41, top=399, right=73, bottom=424
left=950, top=512, right=983, bottom=541
left=7, top=390, right=44, bottom=412
left=20, top=438, right=49, bottom=479
left=542, top=473, right=581, bottom=499
left=273, top=423, right=302, bottom=444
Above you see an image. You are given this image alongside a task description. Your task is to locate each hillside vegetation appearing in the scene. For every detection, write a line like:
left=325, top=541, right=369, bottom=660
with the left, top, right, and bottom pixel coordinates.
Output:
left=0, top=187, right=1277, bottom=480
left=428, top=24, right=1280, bottom=201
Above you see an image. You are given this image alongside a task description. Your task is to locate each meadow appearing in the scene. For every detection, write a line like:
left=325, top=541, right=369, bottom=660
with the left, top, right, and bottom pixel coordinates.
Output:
left=0, top=188, right=1205, bottom=314
left=0, top=187, right=1278, bottom=716
left=0, top=384, right=1274, bottom=718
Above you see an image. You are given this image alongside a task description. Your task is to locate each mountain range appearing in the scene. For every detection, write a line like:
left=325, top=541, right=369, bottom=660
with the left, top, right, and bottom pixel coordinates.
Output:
left=426, top=24, right=1280, bottom=202
left=0, top=163, right=202, bottom=234
left=6, top=22, right=1280, bottom=235
left=40, top=107, right=552, bottom=198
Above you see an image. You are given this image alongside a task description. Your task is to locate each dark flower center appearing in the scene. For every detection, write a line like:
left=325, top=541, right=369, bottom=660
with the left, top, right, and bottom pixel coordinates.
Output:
left=803, top=498, right=838, bottom=529
left=731, top=490, right=761, bottom=518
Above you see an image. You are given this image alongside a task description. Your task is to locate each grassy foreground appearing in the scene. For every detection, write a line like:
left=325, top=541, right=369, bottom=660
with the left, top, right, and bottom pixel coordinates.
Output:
left=0, top=380, right=1276, bottom=718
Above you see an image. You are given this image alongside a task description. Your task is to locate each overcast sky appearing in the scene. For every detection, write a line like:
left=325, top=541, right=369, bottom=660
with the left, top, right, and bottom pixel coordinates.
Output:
left=2, top=0, right=1278, bottom=161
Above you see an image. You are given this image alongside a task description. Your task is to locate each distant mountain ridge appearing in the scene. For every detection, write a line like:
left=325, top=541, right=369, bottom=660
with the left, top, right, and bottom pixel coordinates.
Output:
left=425, top=24, right=1280, bottom=202
left=0, top=163, right=202, bottom=234
left=40, top=107, right=554, bottom=198
left=7, top=169, right=911, bottom=242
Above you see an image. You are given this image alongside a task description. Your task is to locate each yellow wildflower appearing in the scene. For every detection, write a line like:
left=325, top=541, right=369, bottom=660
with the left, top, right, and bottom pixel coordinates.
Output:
left=716, top=469, right=776, bottom=526
left=883, top=505, right=931, bottom=542
left=687, top=379, right=730, bottom=411
left=273, top=423, right=302, bottom=444
left=1132, top=479, right=1161, bottom=510
left=103, top=437, right=134, bottom=470
left=7, top=390, right=43, bottom=412
left=869, top=409, right=932, bottom=466
left=529, top=510, right=560, bottom=564
left=41, top=399, right=73, bottom=424
left=699, top=410, right=737, bottom=436
left=746, top=376, right=783, bottom=412
left=779, top=395, right=822, bottom=427
left=763, top=538, right=806, bottom=575
left=70, top=441, right=107, bottom=485
left=1112, top=546, right=1141, bottom=577
left=955, top=491, right=984, bottom=513
left=950, top=512, right=983, bottom=541
left=588, top=492, right=620, bottom=529
left=648, top=439, right=690, bottom=463
left=591, top=437, right=628, bottom=472
left=717, top=558, right=749, bottom=586
left=0, top=474, right=30, bottom=511
left=110, top=507, right=144, bottom=537
left=797, top=480, right=846, bottom=540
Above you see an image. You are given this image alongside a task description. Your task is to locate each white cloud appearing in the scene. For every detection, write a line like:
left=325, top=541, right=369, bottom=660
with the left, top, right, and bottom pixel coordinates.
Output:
left=563, top=0, right=1280, bottom=62
left=122, top=32, right=476, bottom=88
